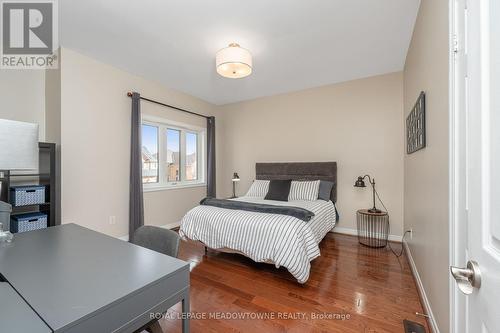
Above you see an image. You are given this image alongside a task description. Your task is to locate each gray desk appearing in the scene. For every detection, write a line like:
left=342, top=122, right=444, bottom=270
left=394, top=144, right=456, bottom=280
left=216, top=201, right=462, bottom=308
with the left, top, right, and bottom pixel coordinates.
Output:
left=0, top=282, right=52, bottom=332
left=0, top=224, right=190, bottom=332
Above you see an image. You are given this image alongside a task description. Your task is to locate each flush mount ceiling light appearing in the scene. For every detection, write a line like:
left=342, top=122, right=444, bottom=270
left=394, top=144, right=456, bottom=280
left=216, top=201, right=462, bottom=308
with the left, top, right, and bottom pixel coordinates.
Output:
left=216, top=43, right=252, bottom=79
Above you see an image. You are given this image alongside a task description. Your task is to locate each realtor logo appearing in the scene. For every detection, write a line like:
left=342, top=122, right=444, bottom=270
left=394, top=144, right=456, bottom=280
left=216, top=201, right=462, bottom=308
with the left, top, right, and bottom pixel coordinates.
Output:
left=1, top=0, right=58, bottom=69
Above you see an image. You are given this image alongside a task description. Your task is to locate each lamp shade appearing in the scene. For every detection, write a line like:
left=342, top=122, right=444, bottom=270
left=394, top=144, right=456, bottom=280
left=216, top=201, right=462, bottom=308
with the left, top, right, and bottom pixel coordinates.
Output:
left=354, top=176, right=366, bottom=187
left=216, top=43, right=252, bottom=79
left=232, top=172, right=240, bottom=182
left=0, top=119, right=39, bottom=170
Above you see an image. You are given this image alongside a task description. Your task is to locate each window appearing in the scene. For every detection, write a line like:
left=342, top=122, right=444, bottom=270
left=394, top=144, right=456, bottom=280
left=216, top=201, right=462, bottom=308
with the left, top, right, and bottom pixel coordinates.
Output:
left=166, top=129, right=180, bottom=182
left=142, top=116, right=205, bottom=190
left=185, top=132, right=198, bottom=181
left=141, top=124, right=158, bottom=183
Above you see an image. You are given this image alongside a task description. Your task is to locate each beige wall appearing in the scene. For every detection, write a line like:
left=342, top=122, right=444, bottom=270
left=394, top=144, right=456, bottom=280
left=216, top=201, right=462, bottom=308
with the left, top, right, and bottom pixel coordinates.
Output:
left=45, top=62, right=62, bottom=224
left=0, top=70, right=46, bottom=141
left=403, top=0, right=450, bottom=331
left=217, top=72, right=405, bottom=236
left=45, top=53, right=61, bottom=145
left=59, top=48, right=218, bottom=237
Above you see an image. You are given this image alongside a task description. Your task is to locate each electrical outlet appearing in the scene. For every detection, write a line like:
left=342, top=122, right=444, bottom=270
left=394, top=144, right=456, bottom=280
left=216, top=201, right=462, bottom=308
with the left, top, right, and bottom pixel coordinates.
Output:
left=109, top=216, right=116, bottom=225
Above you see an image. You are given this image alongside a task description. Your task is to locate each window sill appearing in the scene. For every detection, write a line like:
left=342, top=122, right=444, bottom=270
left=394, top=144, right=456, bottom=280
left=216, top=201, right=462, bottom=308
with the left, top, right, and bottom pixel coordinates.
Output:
left=143, top=182, right=207, bottom=193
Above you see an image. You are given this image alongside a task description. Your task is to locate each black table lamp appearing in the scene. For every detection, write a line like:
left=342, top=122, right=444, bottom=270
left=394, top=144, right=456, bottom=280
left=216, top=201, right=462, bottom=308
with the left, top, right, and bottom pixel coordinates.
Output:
left=231, top=172, right=240, bottom=198
left=354, top=175, right=382, bottom=213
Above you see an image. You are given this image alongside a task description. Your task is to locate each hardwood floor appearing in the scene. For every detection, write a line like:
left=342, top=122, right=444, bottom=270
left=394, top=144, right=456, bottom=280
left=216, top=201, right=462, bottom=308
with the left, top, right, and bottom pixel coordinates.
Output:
left=159, top=233, right=429, bottom=333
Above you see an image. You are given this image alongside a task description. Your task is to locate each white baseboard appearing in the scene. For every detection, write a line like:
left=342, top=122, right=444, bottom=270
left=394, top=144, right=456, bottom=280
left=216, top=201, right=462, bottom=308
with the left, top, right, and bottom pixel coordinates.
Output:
left=403, top=241, right=440, bottom=333
left=117, top=221, right=181, bottom=242
left=331, top=226, right=402, bottom=242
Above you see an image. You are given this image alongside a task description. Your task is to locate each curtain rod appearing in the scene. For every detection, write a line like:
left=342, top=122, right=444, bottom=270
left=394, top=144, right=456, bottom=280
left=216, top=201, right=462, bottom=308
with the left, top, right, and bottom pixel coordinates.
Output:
left=127, top=92, right=210, bottom=119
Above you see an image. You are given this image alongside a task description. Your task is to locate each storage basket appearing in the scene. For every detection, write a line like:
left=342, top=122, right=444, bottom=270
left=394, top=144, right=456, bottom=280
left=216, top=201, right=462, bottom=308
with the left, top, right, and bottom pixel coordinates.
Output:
left=10, top=212, right=48, bottom=233
left=10, top=185, right=46, bottom=206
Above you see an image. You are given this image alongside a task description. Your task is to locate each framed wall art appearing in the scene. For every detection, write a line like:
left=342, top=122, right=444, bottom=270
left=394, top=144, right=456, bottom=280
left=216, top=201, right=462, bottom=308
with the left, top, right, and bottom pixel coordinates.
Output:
left=406, top=91, right=426, bottom=154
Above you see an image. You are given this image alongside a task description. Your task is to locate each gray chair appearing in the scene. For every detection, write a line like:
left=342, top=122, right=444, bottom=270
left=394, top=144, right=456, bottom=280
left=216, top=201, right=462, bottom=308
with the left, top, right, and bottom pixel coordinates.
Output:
left=132, top=225, right=180, bottom=258
left=131, top=225, right=180, bottom=333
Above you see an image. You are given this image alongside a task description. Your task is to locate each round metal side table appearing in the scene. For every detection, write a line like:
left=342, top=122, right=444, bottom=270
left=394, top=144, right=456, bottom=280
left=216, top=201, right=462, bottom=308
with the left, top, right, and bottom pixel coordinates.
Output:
left=356, top=209, right=389, bottom=248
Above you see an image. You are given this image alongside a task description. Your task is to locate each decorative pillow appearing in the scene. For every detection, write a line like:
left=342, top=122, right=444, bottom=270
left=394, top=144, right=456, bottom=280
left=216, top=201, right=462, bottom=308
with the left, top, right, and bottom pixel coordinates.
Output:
left=318, top=180, right=335, bottom=201
left=245, top=180, right=270, bottom=197
left=288, top=180, right=321, bottom=201
left=264, top=179, right=292, bottom=201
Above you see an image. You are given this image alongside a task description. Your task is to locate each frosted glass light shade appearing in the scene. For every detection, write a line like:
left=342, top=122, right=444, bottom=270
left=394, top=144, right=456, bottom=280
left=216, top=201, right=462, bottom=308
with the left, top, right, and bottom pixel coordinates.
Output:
left=216, top=43, right=252, bottom=79
left=0, top=119, right=39, bottom=170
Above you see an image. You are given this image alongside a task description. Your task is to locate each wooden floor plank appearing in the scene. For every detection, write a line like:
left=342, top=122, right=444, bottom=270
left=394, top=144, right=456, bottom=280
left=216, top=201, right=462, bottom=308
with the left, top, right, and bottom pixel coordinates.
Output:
left=159, top=233, right=430, bottom=332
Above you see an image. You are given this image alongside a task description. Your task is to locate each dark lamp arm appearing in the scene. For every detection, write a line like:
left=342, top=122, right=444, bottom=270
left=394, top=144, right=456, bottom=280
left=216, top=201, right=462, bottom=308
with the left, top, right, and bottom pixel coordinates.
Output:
left=356, top=174, right=381, bottom=213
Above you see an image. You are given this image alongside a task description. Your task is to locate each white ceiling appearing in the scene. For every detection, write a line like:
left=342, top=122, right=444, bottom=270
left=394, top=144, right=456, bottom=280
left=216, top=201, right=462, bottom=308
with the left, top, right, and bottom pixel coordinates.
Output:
left=60, top=0, right=420, bottom=105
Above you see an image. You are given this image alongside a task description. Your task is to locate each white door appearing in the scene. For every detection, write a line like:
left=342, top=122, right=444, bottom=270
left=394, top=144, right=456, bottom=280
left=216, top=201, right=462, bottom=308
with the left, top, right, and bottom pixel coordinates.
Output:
left=452, top=0, right=500, bottom=332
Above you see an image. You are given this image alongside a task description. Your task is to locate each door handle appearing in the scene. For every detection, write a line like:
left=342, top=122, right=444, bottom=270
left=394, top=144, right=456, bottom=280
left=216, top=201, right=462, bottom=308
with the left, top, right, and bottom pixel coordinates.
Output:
left=450, top=260, right=481, bottom=295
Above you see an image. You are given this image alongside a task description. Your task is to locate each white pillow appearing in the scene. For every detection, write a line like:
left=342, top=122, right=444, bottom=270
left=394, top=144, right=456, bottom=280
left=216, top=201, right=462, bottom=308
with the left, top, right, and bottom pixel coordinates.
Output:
left=245, top=180, right=270, bottom=197
left=288, top=180, right=321, bottom=201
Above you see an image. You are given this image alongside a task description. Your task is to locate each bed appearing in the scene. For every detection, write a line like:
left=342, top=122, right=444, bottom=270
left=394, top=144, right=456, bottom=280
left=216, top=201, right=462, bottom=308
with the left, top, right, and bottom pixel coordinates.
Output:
left=179, top=162, right=338, bottom=283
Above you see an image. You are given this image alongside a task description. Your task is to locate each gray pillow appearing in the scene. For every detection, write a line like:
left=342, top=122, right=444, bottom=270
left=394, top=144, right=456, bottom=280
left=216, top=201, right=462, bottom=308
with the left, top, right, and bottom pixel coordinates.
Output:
left=318, top=180, right=334, bottom=201
left=264, top=179, right=292, bottom=201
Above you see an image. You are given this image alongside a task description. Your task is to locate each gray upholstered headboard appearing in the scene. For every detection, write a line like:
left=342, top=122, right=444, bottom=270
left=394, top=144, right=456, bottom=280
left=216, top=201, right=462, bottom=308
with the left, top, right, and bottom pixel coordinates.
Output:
left=255, top=162, right=337, bottom=202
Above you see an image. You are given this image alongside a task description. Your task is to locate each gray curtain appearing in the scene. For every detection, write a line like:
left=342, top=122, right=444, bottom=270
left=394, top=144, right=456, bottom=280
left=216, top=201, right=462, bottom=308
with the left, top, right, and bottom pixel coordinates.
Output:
left=207, top=116, right=216, bottom=198
left=129, top=92, right=144, bottom=241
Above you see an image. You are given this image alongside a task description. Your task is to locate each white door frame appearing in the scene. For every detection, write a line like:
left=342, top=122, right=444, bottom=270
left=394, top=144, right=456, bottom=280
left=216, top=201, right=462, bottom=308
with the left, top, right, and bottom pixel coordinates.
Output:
left=449, top=0, right=467, bottom=332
